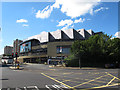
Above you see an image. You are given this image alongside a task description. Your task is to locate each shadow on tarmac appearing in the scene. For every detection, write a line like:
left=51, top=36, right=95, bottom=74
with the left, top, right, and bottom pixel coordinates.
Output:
left=0, top=64, right=12, bottom=67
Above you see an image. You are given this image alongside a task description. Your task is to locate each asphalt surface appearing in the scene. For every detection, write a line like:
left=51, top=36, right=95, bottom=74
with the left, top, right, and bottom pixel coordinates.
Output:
left=1, top=64, right=120, bottom=90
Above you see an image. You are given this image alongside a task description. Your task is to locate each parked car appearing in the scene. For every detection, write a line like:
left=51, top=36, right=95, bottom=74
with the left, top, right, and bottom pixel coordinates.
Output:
left=105, top=64, right=115, bottom=68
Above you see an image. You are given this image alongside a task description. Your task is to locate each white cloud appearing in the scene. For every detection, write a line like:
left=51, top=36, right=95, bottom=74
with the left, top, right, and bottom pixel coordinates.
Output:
left=22, top=24, right=29, bottom=27
left=57, top=18, right=86, bottom=30
left=114, top=31, right=120, bottom=38
left=57, top=19, right=74, bottom=30
left=36, top=5, right=54, bottom=19
left=57, top=19, right=73, bottom=27
left=16, top=19, right=28, bottom=23
left=90, top=9, right=94, bottom=15
left=94, top=7, right=109, bottom=13
left=74, top=18, right=85, bottom=23
left=35, top=0, right=60, bottom=19
left=36, top=0, right=101, bottom=19
left=56, top=0, right=101, bottom=18
left=61, top=25, right=69, bottom=30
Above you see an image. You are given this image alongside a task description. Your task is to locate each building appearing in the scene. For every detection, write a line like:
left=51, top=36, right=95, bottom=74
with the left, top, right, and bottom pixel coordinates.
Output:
left=13, top=39, right=23, bottom=55
left=4, top=46, right=13, bottom=55
left=18, top=28, right=102, bottom=64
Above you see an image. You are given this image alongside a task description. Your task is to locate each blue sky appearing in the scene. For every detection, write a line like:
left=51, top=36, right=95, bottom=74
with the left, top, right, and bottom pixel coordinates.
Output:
left=0, top=0, right=119, bottom=54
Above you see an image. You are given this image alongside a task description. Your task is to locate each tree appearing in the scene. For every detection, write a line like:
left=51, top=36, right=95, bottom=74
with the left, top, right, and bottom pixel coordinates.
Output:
left=66, top=33, right=113, bottom=67
left=107, top=38, right=120, bottom=63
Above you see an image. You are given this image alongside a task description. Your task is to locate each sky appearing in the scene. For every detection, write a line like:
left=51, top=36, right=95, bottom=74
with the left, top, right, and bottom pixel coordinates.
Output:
left=0, top=0, right=119, bottom=54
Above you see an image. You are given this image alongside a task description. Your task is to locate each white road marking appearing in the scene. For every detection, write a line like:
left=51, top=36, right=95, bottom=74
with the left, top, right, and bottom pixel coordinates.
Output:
left=45, top=85, right=52, bottom=90
left=24, top=86, right=39, bottom=90
left=45, top=84, right=68, bottom=90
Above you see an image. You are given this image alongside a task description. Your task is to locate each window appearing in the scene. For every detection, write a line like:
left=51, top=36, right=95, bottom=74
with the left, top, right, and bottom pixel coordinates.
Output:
left=20, top=42, right=31, bottom=53
left=56, top=46, right=70, bottom=54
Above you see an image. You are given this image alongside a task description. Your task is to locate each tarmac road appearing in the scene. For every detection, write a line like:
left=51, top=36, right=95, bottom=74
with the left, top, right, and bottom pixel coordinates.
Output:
left=1, top=64, right=120, bottom=90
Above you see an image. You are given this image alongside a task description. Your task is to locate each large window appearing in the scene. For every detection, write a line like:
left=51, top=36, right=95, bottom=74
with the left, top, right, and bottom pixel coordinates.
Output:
left=20, top=42, right=31, bottom=53
left=56, top=46, right=70, bottom=54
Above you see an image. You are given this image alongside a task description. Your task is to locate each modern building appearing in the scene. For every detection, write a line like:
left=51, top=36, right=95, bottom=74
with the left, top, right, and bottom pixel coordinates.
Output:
left=18, top=28, right=102, bottom=64
left=13, top=39, right=23, bottom=55
left=4, top=46, right=13, bottom=55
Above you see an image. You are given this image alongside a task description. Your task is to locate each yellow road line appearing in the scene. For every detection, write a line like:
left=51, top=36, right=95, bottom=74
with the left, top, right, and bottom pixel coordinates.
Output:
left=73, top=75, right=108, bottom=88
left=106, top=77, right=116, bottom=86
left=79, top=83, right=120, bottom=90
left=88, top=83, right=120, bottom=90
left=41, top=73, right=76, bottom=90
left=105, top=72, right=120, bottom=80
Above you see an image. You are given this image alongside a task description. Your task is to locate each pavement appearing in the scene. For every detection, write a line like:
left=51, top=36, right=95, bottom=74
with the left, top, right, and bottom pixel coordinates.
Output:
left=8, top=63, right=115, bottom=70
left=9, top=66, right=24, bottom=70
left=53, top=66, right=100, bottom=70
left=22, top=63, right=100, bottom=70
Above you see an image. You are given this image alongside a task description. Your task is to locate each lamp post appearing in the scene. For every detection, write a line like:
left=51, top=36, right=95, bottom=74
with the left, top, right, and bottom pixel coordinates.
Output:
left=78, top=52, right=84, bottom=69
left=60, top=46, right=62, bottom=65
left=79, top=57, right=81, bottom=69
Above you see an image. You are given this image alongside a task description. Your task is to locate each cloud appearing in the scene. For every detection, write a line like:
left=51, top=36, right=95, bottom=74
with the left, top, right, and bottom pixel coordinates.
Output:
left=36, top=6, right=53, bottom=19
left=61, top=25, right=69, bottom=30
left=90, top=9, right=94, bottom=15
left=36, top=0, right=101, bottom=19
left=94, top=7, right=109, bottom=13
left=22, top=24, right=29, bottom=27
left=57, top=19, right=74, bottom=30
left=74, top=18, right=85, bottom=23
left=57, top=19, right=73, bottom=27
left=35, top=0, right=60, bottom=19
left=114, top=31, right=120, bottom=38
left=16, top=19, right=28, bottom=23
left=56, top=0, right=101, bottom=18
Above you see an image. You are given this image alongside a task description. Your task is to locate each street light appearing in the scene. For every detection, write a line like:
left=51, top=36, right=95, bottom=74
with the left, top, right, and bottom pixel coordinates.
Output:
left=79, top=57, right=81, bottom=69
left=59, top=46, right=63, bottom=65
left=78, top=52, right=84, bottom=69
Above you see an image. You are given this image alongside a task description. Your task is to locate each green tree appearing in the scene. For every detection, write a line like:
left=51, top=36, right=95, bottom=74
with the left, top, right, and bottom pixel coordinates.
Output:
left=107, top=38, right=120, bottom=63
left=66, top=33, right=113, bottom=67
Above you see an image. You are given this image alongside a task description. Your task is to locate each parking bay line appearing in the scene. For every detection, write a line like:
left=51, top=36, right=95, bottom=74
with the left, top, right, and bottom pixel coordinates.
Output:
left=80, top=83, right=120, bottom=90
left=106, top=77, right=116, bottom=86
left=85, top=83, right=120, bottom=90
left=80, top=73, right=120, bottom=90
left=41, top=73, right=76, bottom=90
left=72, top=74, right=108, bottom=88
left=105, top=72, right=120, bottom=81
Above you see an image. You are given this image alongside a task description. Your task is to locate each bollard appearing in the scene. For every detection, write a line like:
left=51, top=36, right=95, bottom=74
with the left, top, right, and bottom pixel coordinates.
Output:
left=17, top=63, right=19, bottom=69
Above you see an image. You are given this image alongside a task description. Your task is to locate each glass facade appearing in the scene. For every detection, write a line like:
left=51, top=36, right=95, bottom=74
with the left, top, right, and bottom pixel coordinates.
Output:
left=56, top=46, right=70, bottom=54
left=20, top=42, right=31, bottom=53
